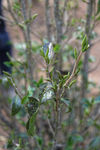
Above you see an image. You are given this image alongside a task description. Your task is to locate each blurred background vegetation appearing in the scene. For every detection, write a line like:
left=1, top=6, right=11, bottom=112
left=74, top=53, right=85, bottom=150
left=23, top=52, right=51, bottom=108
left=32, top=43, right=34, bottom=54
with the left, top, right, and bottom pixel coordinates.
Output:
left=0, top=0, right=100, bottom=150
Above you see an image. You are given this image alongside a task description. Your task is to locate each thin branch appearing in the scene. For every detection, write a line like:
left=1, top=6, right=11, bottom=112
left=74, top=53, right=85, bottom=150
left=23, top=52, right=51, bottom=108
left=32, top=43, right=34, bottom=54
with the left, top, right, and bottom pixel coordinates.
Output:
left=54, top=0, right=62, bottom=43
left=64, top=51, right=83, bottom=87
left=61, top=36, right=77, bottom=50
left=7, top=0, right=19, bottom=24
left=21, top=0, right=34, bottom=84
left=47, top=117, right=55, bottom=137
left=8, top=76, right=23, bottom=99
left=54, top=0, right=63, bottom=70
left=81, top=0, right=94, bottom=98
left=0, top=15, right=14, bottom=24
left=62, top=0, right=68, bottom=18
left=45, top=0, right=52, bottom=42
left=31, top=30, right=43, bottom=42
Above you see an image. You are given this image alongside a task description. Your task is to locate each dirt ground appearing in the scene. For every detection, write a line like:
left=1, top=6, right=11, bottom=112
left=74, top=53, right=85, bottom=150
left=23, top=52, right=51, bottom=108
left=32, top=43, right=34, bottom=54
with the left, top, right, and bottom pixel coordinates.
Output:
left=0, top=1, right=100, bottom=149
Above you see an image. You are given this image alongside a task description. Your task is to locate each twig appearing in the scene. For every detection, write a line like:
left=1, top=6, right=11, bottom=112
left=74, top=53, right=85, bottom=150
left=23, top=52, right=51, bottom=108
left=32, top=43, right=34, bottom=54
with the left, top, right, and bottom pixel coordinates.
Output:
left=81, top=0, right=94, bottom=98
left=45, top=0, right=52, bottom=42
left=7, top=0, right=34, bottom=85
left=0, top=15, right=14, bottom=24
left=7, top=0, right=19, bottom=24
left=64, top=51, right=83, bottom=87
left=61, top=36, right=77, bottom=50
left=62, top=0, right=68, bottom=18
left=8, top=76, right=23, bottom=99
left=54, top=0, right=63, bottom=70
left=21, top=0, right=34, bottom=85
left=47, top=117, right=55, bottom=137
left=31, top=30, right=42, bottom=42
left=24, top=64, right=27, bottom=95
left=54, top=0, right=62, bottom=43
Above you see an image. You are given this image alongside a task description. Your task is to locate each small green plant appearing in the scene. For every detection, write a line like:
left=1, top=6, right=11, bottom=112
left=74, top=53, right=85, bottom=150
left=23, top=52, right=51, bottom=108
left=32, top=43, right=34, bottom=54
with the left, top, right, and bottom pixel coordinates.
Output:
left=4, top=36, right=97, bottom=150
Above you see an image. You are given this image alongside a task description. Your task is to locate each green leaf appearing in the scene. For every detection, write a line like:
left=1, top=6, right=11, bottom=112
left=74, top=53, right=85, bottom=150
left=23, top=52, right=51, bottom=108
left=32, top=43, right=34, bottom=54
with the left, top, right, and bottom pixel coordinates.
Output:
left=35, top=136, right=43, bottom=146
left=78, top=60, right=82, bottom=68
left=53, top=44, right=61, bottom=53
left=40, top=82, right=54, bottom=103
left=26, top=113, right=37, bottom=136
left=6, top=139, right=14, bottom=148
left=7, top=77, right=12, bottom=86
left=45, top=48, right=49, bottom=58
left=49, top=67, right=54, bottom=80
left=42, top=43, right=50, bottom=63
left=82, top=35, right=87, bottom=47
left=75, top=67, right=80, bottom=76
left=37, top=77, right=44, bottom=87
left=40, top=49, right=45, bottom=57
left=39, top=83, right=48, bottom=98
left=59, top=73, right=70, bottom=88
left=24, top=14, right=38, bottom=25
left=31, top=14, right=38, bottom=21
left=82, top=35, right=89, bottom=52
left=70, top=18, right=77, bottom=26
left=3, top=71, right=11, bottom=77
left=13, top=2, right=20, bottom=12
left=27, top=86, right=36, bottom=97
left=69, top=80, right=76, bottom=88
left=21, top=95, right=29, bottom=104
left=63, top=72, right=70, bottom=80
left=26, top=97, right=39, bottom=116
left=67, top=134, right=83, bottom=148
left=18, top=23, right=26, bottom=29
left=82, top=44, right=89, bottom=52
left=56, top=70, right=63, bottom=80
left=11, top=96, right=21, bottom=116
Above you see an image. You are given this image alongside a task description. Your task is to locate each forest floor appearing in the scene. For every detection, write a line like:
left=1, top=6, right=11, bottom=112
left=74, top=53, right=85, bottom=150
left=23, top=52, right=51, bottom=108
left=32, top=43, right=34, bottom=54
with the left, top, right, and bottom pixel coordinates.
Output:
left=0, top=1, right=100, bottom=149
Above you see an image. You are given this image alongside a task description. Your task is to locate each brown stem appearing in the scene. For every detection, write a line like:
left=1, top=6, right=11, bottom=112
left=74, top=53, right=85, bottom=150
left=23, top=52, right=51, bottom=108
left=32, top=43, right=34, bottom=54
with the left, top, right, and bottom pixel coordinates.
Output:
left=45, top=0, right=52, bottom=42
left=21, top=0, right=34, bottom=85
left=64, top=51, right=83, bottom=87
left=54, top=0, right=63, bottom=71
left=81, top=0, right=94, bottom=98
left=8, top=76, right=23, bottom=99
